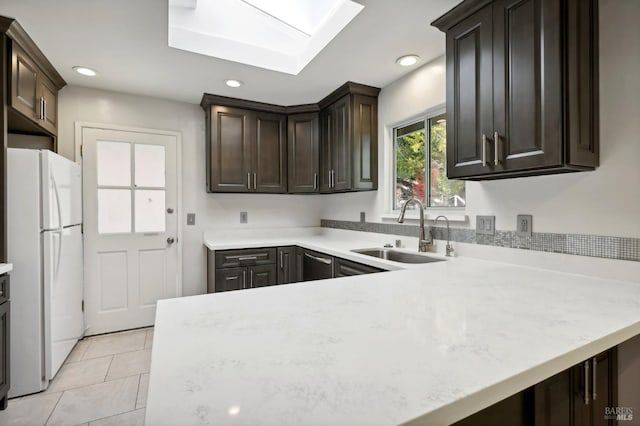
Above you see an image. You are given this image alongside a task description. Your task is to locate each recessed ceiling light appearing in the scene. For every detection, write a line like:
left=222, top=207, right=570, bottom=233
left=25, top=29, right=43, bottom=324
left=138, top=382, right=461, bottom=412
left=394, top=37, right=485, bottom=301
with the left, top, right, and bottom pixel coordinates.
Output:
left=72, top=66, right=97, bottom=77
left=225, top=79, right=243, bottom=88
left=396, top=55, right=420, bottom=67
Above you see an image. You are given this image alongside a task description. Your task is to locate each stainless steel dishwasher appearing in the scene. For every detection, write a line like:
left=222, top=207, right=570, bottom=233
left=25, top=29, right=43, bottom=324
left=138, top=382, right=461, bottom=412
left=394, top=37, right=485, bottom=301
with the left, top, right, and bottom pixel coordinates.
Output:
left=301, top=248, right=334, bottom=281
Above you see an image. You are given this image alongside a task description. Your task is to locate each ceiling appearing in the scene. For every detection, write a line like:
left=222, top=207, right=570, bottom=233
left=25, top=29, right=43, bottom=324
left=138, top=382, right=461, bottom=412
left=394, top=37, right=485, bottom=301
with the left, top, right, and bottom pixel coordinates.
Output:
left=0, top=0, right=458, bottom=105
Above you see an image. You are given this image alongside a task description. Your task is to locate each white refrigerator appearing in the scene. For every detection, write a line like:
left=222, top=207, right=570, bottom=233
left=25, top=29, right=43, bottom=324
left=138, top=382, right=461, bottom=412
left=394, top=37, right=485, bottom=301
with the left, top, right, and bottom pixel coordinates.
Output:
left=7, top=148, right=84, bottom=397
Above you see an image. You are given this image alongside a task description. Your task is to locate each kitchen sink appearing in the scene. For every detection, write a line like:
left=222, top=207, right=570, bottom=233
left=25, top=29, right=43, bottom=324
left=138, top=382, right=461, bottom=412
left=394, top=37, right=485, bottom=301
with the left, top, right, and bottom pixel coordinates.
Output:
left=351, top=248, right=446, bottom=264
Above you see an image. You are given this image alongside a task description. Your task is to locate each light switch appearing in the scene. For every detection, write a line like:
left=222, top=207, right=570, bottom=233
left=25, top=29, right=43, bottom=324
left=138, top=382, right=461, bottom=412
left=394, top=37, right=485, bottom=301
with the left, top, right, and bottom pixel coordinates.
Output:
left=240, top=211, right=248, bottom=224
left=187, top=213, right=196, bottom=226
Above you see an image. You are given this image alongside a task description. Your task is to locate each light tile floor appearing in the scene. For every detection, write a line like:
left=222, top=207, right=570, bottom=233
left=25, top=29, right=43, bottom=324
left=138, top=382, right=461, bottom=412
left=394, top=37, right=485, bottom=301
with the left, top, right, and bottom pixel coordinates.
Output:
left=0, top=327, right=153, bottom=426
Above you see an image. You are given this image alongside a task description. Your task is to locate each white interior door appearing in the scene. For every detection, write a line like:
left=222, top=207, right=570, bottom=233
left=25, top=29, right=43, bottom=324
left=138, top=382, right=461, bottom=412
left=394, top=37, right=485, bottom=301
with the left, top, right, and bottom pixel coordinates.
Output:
left=82, top=127, right=179, bottom=335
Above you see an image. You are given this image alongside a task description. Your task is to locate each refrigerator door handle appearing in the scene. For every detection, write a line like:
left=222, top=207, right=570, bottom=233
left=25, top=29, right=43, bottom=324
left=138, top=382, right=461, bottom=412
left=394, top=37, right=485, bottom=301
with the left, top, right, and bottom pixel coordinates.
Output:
left=53, top=230, right=63, bottom=280
left=51, top=173, right=64, bottom=278
left=51, top=173, right=64, bottom=232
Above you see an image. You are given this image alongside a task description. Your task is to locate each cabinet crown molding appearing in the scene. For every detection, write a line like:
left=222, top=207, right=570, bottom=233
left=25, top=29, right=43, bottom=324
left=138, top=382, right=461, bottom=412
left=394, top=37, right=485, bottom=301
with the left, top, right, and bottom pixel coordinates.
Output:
left=0, top=16, right=66, bottom=89
left=200, top=81, right=380, bottom=114
left=431, top=0, right=493, bottom=31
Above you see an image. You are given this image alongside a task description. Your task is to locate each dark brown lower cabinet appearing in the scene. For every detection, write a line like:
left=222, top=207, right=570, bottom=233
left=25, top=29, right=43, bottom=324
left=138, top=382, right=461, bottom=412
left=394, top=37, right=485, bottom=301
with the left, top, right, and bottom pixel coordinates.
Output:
left=533, top=368, right=572, bottom=426
left=572, top=349, right=617, bottom=426
left=214, top=267, right=246, bottom=292
left=214, top=265, right=278, bottom=291
left=208, top=246, right=387, bottom=292
left=248, top=264, right=277, bottom=288
left=0, top=276, right=9, bottom=410
left=210, top=248, right=279, bottom=292
left=455, top=349, right=617, bottom=426
left=454, top=390, right=533, bottom=426
left=277, top=247, right=297, bottom=284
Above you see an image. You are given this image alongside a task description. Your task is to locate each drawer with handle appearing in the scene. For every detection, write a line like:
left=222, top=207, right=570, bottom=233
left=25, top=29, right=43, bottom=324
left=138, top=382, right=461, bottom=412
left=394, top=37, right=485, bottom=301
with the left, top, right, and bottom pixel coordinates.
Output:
left=214, top=248, right=277, bottom=268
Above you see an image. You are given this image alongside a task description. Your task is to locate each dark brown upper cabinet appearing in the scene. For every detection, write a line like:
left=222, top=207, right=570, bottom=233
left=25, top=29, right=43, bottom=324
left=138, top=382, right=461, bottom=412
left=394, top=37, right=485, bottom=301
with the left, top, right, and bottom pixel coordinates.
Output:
left=5, top=27, right=65, bottom=137
left=207, top=105, right=253, bottom=193
left=288, top=113, right=319, bottom=193
left=205, top=102, right=287, bottom=193
left=320, top=95, right=350, bottom=192
left=319, top=83, right=379, bottom=193
left=254, top=112, right=287, bottom=193
left=201, top=82, right=379, bottom=194
left=432, top=0, right=598, bottom=180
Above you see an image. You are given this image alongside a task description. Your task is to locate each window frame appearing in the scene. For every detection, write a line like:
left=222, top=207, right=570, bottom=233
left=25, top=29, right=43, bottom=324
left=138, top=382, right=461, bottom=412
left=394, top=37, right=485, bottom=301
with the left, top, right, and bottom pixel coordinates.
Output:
left=390, top=107, right=466, bottom=214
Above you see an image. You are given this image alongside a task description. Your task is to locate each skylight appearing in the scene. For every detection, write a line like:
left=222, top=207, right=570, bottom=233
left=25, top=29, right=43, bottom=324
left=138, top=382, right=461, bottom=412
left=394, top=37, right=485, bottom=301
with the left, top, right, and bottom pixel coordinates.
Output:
left=168, top=0, right=364, bottom=75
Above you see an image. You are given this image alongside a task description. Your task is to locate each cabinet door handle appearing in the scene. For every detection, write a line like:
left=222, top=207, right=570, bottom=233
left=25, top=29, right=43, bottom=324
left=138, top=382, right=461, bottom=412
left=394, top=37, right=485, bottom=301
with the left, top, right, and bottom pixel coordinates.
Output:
left=592, top=357, right=597, bottom=401
left=247, top=173, right=251, bottom=190
left=494, top=131, right=500, bottom=165
left=39, top=97, right=44, bottom=120
left=253, top=173, right=257, bottom=190
left=250, top=269, right=254, bottom=287
left=584, top=360, right=590, bottom=405
left=237, top=256, right=257, bottom=261
left=242, top=270, right=246, bottom=289
left=280, top=252, right=284, bottom=269
left=482, top=134, right=488, bottom=167
left=313, top=172, right=317, bottom=190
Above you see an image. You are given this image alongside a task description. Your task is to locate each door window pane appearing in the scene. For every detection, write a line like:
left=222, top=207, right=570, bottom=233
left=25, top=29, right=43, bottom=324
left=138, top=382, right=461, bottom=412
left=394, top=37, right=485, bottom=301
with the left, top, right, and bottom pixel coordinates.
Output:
left=98, top=189, right=131, bottom=234
left=135, top=144, right=165, bottom=188
left=97, top=141, right=131, bottom=187
left=135, top=190, right=165, bottom=233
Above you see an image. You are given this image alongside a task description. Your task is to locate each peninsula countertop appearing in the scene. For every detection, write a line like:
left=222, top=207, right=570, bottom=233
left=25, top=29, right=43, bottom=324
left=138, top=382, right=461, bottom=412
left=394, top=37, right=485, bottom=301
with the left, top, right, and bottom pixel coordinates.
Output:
left=146, top=228, right=640, bottom=425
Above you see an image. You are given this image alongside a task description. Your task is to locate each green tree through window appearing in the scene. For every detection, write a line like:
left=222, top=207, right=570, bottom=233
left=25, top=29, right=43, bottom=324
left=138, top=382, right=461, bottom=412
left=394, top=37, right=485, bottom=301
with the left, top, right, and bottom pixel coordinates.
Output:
left=394, top=113, right=465, bottom=209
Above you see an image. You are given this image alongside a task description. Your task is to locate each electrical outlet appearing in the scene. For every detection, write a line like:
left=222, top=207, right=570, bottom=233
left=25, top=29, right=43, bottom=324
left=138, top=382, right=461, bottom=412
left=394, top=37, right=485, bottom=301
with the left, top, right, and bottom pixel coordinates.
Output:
left=516, top=214, right=532, bottom=237
left=476, top=215, right=496, bottom=236
left=240, top=211, right=248, bottom=224
left=187, top=213, right=196, bottom=226
left=360, top=211, right=366, bottom=223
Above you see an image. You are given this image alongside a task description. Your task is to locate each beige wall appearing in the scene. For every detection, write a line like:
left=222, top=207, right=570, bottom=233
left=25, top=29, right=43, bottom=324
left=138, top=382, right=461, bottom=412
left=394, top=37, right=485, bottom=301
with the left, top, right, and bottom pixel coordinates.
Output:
left=58, top=86, right=325, bottom=296
left=321, top=0, right=640, bottom=239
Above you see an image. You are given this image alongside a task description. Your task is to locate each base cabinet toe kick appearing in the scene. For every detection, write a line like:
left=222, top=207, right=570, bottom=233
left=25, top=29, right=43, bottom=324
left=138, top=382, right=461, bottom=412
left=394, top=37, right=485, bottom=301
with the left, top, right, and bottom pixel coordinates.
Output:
left=207, top=246, right=385, bottom=293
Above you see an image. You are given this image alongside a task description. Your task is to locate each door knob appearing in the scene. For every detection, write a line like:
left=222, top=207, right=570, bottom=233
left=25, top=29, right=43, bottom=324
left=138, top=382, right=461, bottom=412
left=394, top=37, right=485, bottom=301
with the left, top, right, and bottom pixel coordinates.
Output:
left=167, top=237, right=175, bottom=244
left=167, top=208, right=174, bottom=214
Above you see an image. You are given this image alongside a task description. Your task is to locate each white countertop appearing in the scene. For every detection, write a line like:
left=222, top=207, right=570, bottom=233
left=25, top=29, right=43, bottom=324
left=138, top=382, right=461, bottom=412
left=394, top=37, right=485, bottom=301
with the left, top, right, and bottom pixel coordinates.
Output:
left=146, top=228, right=640, bottom=426
left=0, top=263, right=13, bottom=275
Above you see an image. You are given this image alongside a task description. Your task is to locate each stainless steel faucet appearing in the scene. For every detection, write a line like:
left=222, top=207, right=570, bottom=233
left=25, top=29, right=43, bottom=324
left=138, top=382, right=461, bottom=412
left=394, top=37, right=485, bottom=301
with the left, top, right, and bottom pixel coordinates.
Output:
left=432, top=215, right=454, bottom=257
left=397, top=197, right=432, bottom=252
